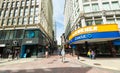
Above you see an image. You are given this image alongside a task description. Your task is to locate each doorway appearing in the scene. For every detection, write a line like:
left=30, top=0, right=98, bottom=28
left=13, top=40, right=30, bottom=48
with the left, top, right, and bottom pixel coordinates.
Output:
left=21, top=45, right=38, bottom=58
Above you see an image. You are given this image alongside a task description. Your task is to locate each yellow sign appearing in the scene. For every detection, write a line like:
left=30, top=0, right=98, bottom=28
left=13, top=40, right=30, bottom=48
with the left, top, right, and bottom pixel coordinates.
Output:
left=69, top=24, right=119, bottom=40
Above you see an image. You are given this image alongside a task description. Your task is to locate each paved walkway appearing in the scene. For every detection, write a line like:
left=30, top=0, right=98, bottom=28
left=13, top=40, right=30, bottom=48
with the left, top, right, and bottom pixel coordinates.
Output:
left=77, top=56, right=120, bottom=71
left=0, top=55, right=120, bottom=73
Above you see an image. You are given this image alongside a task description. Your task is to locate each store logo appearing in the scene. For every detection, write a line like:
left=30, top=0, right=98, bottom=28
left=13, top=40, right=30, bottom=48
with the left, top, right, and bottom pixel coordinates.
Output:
left=87, top=34, right=92, bottom=39
left=75, top=35, right=86, bottom=41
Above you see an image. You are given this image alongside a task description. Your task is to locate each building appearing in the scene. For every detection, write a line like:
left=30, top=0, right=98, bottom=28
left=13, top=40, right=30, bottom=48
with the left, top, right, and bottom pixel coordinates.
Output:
left=64, top=0, right=120, bottom=56
left=0, top=0, right=53, bottom=58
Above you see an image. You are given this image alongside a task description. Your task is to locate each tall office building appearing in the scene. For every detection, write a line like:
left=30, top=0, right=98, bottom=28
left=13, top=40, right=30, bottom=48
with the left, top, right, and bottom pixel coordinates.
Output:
left=0, top=0, right=53, bottom=58
left=64, top=0, right=120, bottom=56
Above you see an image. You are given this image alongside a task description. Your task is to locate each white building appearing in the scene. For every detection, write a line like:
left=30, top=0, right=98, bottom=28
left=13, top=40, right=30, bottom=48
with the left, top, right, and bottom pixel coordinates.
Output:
left=64, top=0, right=120, bottom=56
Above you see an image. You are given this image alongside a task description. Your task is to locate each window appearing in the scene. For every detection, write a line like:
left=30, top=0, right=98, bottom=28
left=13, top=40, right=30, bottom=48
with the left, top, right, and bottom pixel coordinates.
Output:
left=29, top=17, right=33, bottom=24
left=23, top=17, right=28, bottom=24
left=5, top=30, right=10, bottom=40
left=36, top=0, right=39, bottom=5
left=26, top=1, right=29, bottom=6
left=10, top=9, right=14, bottom=17
left=22, top=1, right=25, bottom=6
left=25, top=30, right=39, bottom=38
left=2, top=19, right=5, bottom=26
left=14, top=9, right=18, bottom=16
left=0, top=31, right=3, bottom=39
left=82, top=0, right=89, bottom=3
left=86, top=20, right=93, bottom=26
left=102, top=2, right=110, bottom=10
left=18, top=18, right=22, bottom=25
left=30, top=8, right=34, bottom=16
left=83, top=4, right=91, bottom=12
left=111, top=1, right=120, bottom=10
left=92, top=3, right=99, bottom=11
left=32, top=0, right=35, bottom=5
left=7, top=18, right=11, bottom=25
left=9, top=30, right=15, bottom=39
left=15, top=30, right=24, bottom=39
left=25, top=30, right=35, bottom=38
left=0, top=10, right=4, bottom=17
left=20, top=8, right=23, bottom=16
left=95, top=20, right=102, bottom=25
left=34, top=16, right=38, bottom=24
left=2, top=2, right=5, bottom=8
left=12, top=2, right=15, bottom=7
left=16, top=1, right=20, bottom=7
left=107, top=19, right=115, bottom=24
left=4, top=10, right=8, bottom=17
left=7, top=2, right=11, bottom=8
left=91, top=0, right=97, bottom=1
left=117, top=18, right=120, bottom=28
left=77, top=9, right=80, bottom=12
left=0, top=31, right=6, bottom=40
left=35, top=7, right=39, bottom=15
left=12, top=18, right=16, bottom=25
left=76, top=0, right=78, bottom=2
left=24, top=8, right=29, bottom=16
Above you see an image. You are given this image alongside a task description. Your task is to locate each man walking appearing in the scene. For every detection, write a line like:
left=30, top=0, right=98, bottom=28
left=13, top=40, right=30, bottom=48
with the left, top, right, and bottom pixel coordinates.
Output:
left=61, top=48, right=65, bottom=62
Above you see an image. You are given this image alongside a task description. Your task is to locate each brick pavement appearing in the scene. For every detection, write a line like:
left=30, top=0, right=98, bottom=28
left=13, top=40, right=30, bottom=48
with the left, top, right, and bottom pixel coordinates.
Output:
left=0, top=54, right=119, bottom=73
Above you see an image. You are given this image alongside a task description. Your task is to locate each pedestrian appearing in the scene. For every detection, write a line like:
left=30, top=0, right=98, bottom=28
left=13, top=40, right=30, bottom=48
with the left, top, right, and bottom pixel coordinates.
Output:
left=91, top=50, right=95, bottom=59
left=57, top=46, right=61, bottom=56
left=77, top=48, right=80, bottom=60
left=87, top=50, right=92, bottom=59
left=45, top=45, right=49, bottom=58
left=61, top=48, right=65, bottom=63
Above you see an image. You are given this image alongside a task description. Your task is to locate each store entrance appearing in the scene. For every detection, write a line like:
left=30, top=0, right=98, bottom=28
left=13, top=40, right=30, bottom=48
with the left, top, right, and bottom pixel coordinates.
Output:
left=21, top=45, right=38, bottom=58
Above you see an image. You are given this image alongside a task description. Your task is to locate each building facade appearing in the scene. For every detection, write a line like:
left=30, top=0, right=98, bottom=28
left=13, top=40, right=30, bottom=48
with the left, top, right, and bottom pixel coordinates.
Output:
left=0, top=0, right=53, bottom=58
left=64, top=0, right=120, bottom=56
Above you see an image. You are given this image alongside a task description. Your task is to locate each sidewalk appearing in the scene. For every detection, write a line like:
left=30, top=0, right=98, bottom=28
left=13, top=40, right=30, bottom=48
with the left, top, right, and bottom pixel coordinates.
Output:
left=0, top=55, right=120, bottom=71
left=77, top=56, right=120, bottom=71
left=0, top=58, right=39, bottom=66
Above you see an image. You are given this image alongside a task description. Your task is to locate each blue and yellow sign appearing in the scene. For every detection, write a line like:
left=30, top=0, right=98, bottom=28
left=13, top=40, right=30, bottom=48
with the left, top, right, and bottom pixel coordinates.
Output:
left=69, top=24, right=119, bottom=40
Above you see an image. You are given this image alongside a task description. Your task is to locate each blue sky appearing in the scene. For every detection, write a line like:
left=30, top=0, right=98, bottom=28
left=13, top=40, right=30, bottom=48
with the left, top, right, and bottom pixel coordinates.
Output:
left=52, top=0, right=65, bottom=45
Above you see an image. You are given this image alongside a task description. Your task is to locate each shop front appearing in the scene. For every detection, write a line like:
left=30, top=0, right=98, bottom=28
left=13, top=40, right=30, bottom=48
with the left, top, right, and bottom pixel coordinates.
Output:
left=69, top=24, right=120, bottom=56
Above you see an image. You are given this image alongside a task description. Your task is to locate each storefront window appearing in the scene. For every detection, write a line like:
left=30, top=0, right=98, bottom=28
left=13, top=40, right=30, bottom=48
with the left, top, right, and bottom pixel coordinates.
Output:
left=0, top=30, right=6, bottom=40
left=14, top=29, right=24, bottom=39
left=5, top=30, right=10, bottom=40
left=0, top=31, right=3, bottom=39
left=9, top=30, right=15, bottom=39
left=25, top=30, right=39, bottom=38
left=86, top=20, right=93, bottom=26
left=107, top=19, right=115, bottom=24
left=95, top=20, right=103, bottom=25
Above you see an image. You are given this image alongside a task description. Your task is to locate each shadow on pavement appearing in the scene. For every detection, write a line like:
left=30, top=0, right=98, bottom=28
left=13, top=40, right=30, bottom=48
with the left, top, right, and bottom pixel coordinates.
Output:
left=0, top=67, right=92, bottom=73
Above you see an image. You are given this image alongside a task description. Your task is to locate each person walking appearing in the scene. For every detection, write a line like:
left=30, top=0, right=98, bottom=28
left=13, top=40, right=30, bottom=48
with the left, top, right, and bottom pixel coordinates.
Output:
left=91, top=50, right=95, bottom=59
left=77, top=48, right=81, bottom=60
left=61, top=48, right=65, bottom=63
left=45, top=45, right=49, bottom=58
left=87, top=50, right=92, bottom=59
